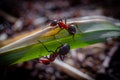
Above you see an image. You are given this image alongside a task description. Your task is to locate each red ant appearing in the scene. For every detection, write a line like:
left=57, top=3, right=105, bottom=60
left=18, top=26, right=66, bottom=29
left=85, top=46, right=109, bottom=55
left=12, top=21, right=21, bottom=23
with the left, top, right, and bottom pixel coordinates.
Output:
left=38, top=40, right=70, bottom=65
left=50, top=19, right=76, bottom=37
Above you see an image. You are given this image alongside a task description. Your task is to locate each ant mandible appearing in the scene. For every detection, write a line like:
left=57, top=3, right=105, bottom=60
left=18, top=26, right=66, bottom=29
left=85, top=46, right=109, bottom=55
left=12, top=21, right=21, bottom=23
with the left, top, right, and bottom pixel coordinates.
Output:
left=50, top=19, right=76, bottom=37
left=38, top=40, right=70, bottom=65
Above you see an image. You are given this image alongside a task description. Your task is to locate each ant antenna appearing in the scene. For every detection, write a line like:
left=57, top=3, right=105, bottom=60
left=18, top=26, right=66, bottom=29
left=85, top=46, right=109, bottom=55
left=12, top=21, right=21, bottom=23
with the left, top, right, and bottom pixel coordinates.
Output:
left=38, top=40, right=54, bottom=53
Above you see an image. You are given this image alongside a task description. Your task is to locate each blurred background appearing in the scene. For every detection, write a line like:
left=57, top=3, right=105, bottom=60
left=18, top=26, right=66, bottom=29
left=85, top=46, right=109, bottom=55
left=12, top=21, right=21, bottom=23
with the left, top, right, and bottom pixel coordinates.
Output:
left=0, top=0, right=120, bottom=80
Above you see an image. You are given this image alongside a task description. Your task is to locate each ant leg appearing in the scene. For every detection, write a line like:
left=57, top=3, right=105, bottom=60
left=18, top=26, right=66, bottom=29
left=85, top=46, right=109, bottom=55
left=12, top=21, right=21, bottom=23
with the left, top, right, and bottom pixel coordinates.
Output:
left=55, top=45, right=62, bottom=52
left=59, top=55, right=65, bottom=61
left=72, top=34, right=75, bottom=40
left=55, top=28, right=63, bottom=35
left=70, top=23, right=82, bottom=33
left=38, top=40, right=54, bottom=53
left=75, top=23, right=82, bottom=33
left=52, top=28, right=63, bottom=39
left=53, top=39, right=64, bottom=52
left=38, top=41, right=59, bottom=61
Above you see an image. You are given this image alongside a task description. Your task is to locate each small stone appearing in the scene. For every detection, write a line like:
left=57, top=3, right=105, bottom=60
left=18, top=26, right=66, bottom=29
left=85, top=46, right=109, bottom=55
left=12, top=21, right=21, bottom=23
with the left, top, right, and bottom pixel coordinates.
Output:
left=0, top=33, right=8, bottom=41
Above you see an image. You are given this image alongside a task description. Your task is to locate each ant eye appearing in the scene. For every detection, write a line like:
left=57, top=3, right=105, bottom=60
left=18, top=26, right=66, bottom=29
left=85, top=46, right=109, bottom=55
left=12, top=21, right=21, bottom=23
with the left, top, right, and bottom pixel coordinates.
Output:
left=68, top=25, right=76, bottom=35
left=50, top=20, right=58, bottom=26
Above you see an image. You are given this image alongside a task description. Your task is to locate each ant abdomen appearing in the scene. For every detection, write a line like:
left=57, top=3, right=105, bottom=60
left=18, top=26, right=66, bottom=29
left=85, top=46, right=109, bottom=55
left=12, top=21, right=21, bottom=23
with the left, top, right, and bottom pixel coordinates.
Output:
left=67, top=24, right=76, bottom=35
left=59, top=43, right=70, bottom=55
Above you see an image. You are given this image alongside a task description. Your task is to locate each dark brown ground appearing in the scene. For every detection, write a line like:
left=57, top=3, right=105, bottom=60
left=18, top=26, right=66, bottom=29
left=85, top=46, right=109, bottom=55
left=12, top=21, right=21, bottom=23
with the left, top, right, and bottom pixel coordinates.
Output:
left=0, top=0, right=120, bottom=80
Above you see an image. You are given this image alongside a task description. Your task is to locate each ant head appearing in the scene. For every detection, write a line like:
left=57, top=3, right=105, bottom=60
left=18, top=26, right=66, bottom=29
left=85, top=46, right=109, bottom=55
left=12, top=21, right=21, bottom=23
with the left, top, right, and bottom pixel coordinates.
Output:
left=67, top=24, right=76, bottom=35
left=50, top=20, right=58, bottom=26
left=59, top=43, right=70, bottom=55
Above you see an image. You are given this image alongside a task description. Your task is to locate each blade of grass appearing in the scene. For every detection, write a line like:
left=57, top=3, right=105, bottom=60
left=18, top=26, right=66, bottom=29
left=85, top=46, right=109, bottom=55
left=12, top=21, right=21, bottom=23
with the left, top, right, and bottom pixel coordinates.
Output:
left=0, top=16, right=120, bottom=65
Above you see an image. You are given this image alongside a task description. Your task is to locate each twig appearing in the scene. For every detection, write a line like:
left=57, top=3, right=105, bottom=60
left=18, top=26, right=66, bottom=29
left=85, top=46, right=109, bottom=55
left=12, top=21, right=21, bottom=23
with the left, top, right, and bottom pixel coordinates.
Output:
left=53, top=59, right=94, bottom=80
left=0, top=10, right=17, bottom=23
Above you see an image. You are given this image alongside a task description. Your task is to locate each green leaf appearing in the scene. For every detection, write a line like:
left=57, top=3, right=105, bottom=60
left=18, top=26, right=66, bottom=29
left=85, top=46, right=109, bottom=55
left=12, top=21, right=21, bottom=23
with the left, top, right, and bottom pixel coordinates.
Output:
left=0, top=16, right=120, bottom=65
